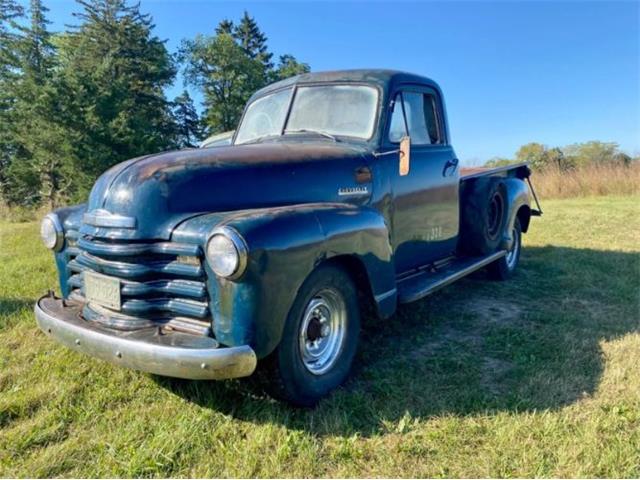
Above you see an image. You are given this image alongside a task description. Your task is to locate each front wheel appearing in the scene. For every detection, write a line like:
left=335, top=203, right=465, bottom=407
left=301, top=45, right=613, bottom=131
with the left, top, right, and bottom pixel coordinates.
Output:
left=262, top=264, right=360, bottom=407
left=488, top=217, right=522, bottom=280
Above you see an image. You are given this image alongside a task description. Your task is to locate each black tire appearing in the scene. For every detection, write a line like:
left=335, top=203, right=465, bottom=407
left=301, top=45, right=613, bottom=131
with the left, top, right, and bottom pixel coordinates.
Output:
left=488, top=217, right=522, bottom=280
left=459, top=178, right=508, bottom=255
left=261, top=264, right=360, bottom=407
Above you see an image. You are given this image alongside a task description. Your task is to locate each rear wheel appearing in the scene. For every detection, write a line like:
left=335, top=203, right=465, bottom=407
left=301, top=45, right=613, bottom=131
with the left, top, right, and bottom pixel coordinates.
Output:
left=488, top=217, right=522, bottom=280
left=262, top=264, right=360, bottom=407
left=460, top=178, right=507, bottom=255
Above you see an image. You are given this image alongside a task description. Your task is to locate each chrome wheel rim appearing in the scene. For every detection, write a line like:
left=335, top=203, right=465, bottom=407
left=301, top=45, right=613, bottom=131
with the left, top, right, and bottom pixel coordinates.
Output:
left=298, top=288, right=347, bottom=375
left=506, top=226, right=520, bottom=269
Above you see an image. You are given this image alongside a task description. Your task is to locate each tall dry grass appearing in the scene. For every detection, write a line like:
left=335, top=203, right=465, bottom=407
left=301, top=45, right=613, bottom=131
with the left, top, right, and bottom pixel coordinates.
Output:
left=0, top=200, right=48, bottom=223
left=532, top=162, right=640, bottom=199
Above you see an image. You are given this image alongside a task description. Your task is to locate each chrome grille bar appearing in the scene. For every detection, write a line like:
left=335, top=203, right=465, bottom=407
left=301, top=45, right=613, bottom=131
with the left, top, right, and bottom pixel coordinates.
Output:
left=77, top=237, right=201, bottom=257
left=65, top=230, right=212, bottom=337
left=69, top=252, right=203, bottom=280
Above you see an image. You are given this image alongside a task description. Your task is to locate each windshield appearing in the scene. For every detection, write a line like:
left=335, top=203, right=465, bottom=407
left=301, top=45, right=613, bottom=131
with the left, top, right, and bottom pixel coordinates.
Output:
left=234, top=89, right=292, bottom=145
left=234, top=84, right=378, bottom=144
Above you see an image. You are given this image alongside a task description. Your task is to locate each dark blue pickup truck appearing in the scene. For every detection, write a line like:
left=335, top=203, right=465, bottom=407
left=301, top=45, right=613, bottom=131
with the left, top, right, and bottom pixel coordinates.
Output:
left=35, top=70, right=539, bottom=406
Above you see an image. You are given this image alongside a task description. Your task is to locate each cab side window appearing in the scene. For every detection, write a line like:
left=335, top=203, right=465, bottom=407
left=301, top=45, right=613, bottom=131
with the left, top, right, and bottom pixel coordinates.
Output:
left=388, top=93, right=407, bottom=143
left=403, top=92, right=441, bottom=145
left=388, top=91, right=442, bottom=145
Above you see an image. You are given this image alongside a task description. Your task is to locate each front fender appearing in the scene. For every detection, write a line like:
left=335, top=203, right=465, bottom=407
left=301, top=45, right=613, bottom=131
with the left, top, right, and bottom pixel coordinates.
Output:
left=173, top=203, right=394, bottom=358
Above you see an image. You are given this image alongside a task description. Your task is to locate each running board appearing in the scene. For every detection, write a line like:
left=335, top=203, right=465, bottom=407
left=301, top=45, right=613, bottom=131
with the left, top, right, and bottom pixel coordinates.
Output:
left=397, top=251, right=507, bottom=304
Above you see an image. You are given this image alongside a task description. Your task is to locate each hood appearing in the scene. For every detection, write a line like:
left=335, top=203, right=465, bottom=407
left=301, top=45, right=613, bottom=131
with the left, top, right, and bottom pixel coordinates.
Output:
left=81, top=141, right=373, bottom=240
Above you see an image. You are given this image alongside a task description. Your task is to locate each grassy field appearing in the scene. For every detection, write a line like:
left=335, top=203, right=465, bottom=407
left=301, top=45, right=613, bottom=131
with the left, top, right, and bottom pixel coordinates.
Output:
left=0, top=196, right=638, bottom=477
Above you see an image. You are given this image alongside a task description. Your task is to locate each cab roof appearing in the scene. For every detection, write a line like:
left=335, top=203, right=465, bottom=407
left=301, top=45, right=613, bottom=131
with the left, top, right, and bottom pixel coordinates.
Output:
left=249, top=69, right=442, bottom=102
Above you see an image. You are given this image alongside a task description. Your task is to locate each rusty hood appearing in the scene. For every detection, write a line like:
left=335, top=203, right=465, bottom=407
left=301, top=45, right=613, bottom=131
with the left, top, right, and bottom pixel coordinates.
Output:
left=80, top=141, right=373, bottom=240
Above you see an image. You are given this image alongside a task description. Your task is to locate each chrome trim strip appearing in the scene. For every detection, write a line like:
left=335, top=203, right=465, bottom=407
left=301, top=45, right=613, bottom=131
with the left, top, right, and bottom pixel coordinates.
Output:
left=69, top=252, right=204, bottom=279
left=78, top=237, right=200, bottom=257
left=83, top=209, right=137, bottom=229
left=68, top=274, right=207, bottom=300
left=374, top=288, right=397, bottom=303
left=35, top=296, right=256, bottom=380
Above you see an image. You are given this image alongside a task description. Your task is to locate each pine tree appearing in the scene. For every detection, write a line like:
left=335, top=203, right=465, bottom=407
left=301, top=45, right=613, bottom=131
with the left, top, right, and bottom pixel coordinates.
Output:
left=0, top=0, right=23, bottom=74
left=233, top=11, right=272, bottom=71
left=171, top=91, right=203, bottom=148
left=20, top=0, right=53, bottom=82
left=215, top=19, right=233, bottom=36
left=0, top=0, right=24, bottom=197
left=4, top=0, right=69, bottom=208
left=57, top=0, right=177, bottom=181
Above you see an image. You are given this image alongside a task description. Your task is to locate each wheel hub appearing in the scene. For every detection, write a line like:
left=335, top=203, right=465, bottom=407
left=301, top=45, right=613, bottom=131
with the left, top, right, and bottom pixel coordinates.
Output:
left=298, top=289, right=347, bottom=375
left=306, top=313, right=329, bottom=342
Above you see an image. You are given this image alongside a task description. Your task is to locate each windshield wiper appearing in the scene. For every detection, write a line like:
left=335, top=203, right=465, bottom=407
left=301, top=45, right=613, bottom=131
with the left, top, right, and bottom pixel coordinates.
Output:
left=284, top=129, right=339, bottom=142
left=240, top=134, right=281, bottom=145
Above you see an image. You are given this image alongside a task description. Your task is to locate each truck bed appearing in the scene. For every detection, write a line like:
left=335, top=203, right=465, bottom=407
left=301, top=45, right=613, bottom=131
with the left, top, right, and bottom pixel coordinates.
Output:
left=460, top=162, right=530, bottom=181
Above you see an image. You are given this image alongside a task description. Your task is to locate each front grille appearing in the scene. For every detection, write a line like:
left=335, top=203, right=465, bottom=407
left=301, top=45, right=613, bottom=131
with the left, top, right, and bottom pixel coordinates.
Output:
left=64, top=229, right=211, bottom=337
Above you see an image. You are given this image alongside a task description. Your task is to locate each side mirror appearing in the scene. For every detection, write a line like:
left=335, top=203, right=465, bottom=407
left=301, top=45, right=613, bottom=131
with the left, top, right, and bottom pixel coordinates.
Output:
left=399, top=136, right=411, bottom=176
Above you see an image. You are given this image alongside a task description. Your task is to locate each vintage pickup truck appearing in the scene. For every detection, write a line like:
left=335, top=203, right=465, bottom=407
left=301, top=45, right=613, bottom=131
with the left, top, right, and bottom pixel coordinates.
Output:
left=35, top=70, right=540, bottom=406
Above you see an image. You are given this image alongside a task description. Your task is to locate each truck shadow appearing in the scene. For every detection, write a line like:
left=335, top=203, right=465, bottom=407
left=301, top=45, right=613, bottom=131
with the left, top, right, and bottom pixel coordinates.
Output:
left=156, top=245, right=639, bottom=437
left=0, top=298, right=35, bottom=328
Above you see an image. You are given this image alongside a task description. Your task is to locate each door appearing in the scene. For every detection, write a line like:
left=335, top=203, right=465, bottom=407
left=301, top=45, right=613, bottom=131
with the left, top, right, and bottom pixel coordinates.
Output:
left=387, top=88, right=460, bottom=274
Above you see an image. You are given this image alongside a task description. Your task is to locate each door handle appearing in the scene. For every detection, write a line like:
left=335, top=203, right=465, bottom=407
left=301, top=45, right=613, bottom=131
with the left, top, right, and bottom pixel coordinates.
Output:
left=443, top=158, right=459, bottom=175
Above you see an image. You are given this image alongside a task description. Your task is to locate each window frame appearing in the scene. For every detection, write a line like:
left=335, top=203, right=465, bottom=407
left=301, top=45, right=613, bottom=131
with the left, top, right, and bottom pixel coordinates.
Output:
left=384, top=86, right=447, bottom=147
left=387, top=92, right=409, bottom=143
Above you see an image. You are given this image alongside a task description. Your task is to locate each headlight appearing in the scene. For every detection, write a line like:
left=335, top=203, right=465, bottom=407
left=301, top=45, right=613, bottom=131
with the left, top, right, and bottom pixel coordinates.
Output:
left=40, top=213, right=64, bottom=251
left=206, top=227, right=248, bottom=279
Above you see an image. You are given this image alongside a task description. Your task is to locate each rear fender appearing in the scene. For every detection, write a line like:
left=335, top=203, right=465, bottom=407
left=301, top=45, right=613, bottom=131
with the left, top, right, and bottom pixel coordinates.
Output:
left=500, top=178, right=531, bottom=249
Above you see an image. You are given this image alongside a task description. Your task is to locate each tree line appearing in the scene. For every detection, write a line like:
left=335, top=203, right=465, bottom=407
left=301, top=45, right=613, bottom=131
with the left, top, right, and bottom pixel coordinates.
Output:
left=2, top=1, right=635, bottom=210
left=0, top=0, right=309, bottom=208
left=484, top=141, right=636, bottom=171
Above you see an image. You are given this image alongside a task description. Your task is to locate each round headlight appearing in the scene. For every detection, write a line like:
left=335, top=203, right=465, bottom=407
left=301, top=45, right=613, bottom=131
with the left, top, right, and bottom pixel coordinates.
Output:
left=206, top=227, right=248, bottom=279
left=40, top=213, right=64, bottom=251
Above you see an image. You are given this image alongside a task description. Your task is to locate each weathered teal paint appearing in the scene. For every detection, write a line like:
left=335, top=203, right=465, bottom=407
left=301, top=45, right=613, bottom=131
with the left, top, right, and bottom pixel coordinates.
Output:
left=44, top=69, right=533, bottom=360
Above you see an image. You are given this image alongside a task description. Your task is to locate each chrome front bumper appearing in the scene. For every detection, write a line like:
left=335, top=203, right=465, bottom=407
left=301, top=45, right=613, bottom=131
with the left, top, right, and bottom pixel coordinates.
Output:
left=34, top=295, right=257, bottom=380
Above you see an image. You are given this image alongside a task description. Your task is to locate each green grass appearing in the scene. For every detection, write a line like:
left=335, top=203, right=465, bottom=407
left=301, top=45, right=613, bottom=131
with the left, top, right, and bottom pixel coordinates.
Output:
left=1, top=196, right=639, bottom=477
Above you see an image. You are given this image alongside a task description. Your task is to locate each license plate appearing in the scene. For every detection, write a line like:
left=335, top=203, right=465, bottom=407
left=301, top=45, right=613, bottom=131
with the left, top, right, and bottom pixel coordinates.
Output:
left=84, top=271, right=121, bottom=310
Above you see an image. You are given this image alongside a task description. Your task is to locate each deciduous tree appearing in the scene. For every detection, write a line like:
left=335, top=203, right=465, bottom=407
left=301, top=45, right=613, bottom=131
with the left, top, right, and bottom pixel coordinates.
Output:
left=181, top=32, right=264, bottom=133
left=563, top=141, right=624, bottom=167
left=274, top=54, right=310, bottom=81
left=181, top=13, right=310, bottom=134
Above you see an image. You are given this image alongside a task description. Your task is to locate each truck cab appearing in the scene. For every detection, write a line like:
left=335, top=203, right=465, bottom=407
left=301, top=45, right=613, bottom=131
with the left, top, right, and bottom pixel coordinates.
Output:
left=35, top=70, right=537, bottom=406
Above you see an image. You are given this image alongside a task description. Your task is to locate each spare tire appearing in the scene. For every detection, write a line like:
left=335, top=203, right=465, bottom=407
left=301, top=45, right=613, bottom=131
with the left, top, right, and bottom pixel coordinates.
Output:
left=459, top=177, right=507, bottom=255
